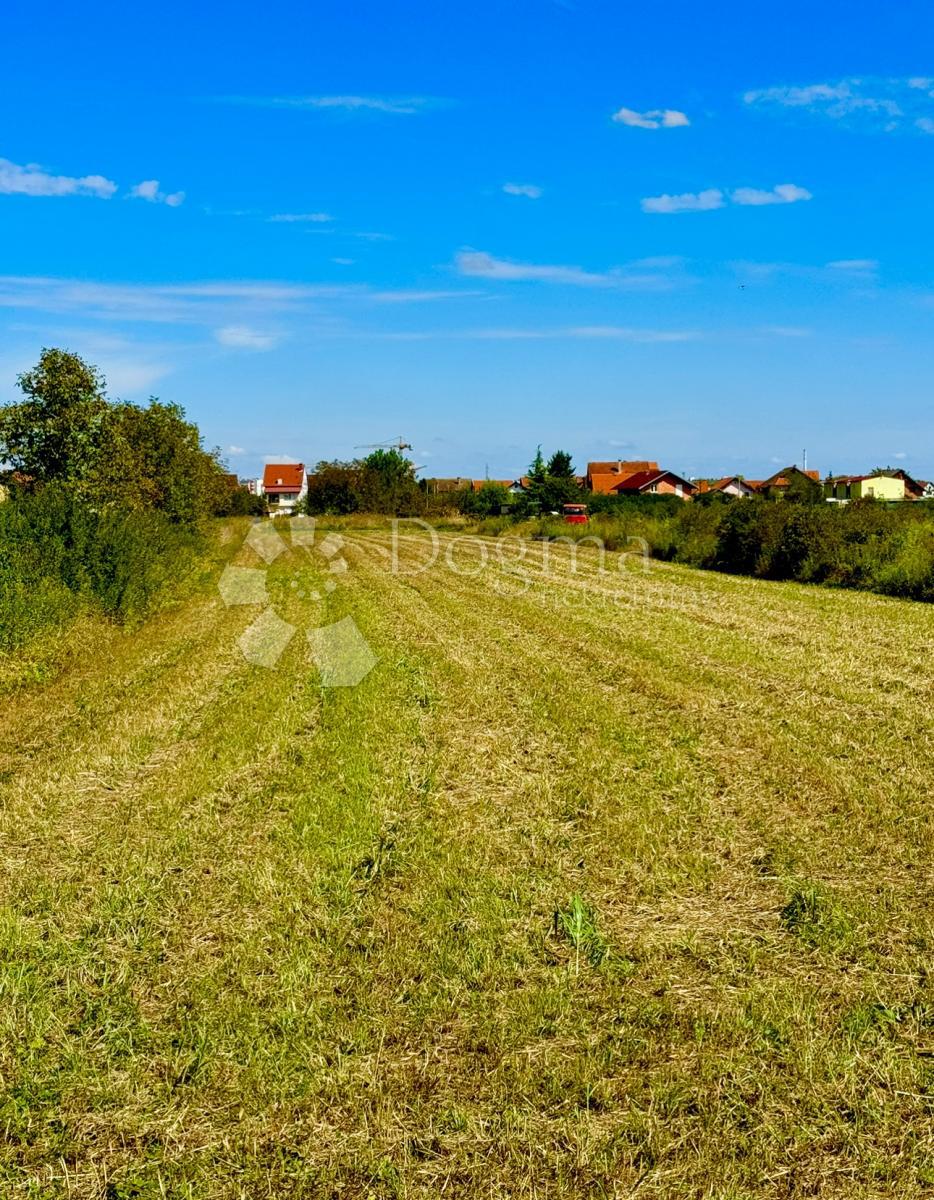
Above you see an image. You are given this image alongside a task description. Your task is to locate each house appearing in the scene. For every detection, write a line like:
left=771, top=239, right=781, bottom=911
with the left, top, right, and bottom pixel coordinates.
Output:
left=471, top=479, right=515, bottom=493
left=880, top=469, right=934, bottom=500
left=753, top=466, right=821, bottom=496
left=586, top=460, right=660, bottom=494
left=609, top=469, right=697, bottom=499
left=824, top=473, right=906, bottom=502
left=696, top=476, right=757, bottom=498
left=425, top=477, right=473, bottom=494
left=262, top=463, right=307, bottom=514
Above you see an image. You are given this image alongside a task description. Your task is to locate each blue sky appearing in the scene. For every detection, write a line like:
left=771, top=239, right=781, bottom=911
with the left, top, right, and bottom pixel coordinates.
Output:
left=3, top=0, right=934, bottom=480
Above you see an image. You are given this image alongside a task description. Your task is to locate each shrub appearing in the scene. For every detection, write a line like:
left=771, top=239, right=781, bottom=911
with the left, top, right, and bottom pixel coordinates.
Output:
left=0, top=487, right=200, bottom=653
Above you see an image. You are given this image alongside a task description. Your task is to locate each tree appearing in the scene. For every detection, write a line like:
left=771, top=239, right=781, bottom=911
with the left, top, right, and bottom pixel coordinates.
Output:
left=304, top=461, right=363, bottom=515
left=464, top=481, right=510, bottom=517
left=87, top=400, right=227, bottom=524
left=0, top=349, right=108, bottom=487
left=547, top=450, right=574, bottom=478
left=521, top=446, right=581, bottom=515
left=357, top=449, right=424, bottom=515
left=784, top=471, right=823, bottom=505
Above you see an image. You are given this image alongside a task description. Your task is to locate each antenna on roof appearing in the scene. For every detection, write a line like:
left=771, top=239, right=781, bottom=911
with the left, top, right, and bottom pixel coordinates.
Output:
left=803, top=448, right=807, bottom=473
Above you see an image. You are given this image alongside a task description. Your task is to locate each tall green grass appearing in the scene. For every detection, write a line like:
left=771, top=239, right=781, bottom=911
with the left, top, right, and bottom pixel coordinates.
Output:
left=0, top=487, right=203, bottom=653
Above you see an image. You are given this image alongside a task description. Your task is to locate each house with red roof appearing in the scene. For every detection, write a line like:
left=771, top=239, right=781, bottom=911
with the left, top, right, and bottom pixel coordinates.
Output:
left=696, top=476, right=757, bottom=498
left=586, top=460, right=660, bottom=494
left=609, top=468, right=697, bottom=499
left=261, top=463, right=307, bottom=514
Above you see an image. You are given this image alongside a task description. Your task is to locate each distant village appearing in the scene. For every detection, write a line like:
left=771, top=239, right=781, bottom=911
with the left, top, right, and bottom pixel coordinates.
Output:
left=246, top=459, right=934, bottom=514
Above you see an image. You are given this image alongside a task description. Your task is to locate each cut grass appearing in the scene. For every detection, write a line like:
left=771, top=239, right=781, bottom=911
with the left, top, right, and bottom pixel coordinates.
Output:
left=2, top=521, right=934, bottom=1195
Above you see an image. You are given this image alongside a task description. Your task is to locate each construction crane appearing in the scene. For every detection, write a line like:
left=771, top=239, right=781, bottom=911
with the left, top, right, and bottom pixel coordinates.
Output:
left=354, top=436, right=413, bottom=452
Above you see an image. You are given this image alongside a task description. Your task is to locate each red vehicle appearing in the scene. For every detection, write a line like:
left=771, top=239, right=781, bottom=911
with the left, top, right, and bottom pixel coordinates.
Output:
left=562, top=503, right=589, bottom=525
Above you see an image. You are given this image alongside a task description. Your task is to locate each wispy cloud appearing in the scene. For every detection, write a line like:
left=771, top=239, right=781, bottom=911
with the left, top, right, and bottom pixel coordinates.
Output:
left=744, top=77, right=934, bottom=133
left=0, top=157, right=117, bottom=199
left=612, top=107, right=690, bottom=129
left=228, top=445, right=246, bottom=455
left=731, top=183, right=812, bottom=206
left=761, top=325, right=812, bottom=338
left=0, top=275, right=481, bottom=325
left=642, top=184, right=811, bottom=213
left=378, top=325, right=699, bottom=343
left=215, top=325, right=281, bottom=350
left=455, top=249, right=675, bottom=288
left=222, top=94, right=438, bottom=115
left=826, top=258, right=879, bottom=273
left=502, top=182, right=543, bottom=199
left=641, top=189, right=725, bottom=214
left=268, top=211, right=333, bottom=223
left=129, top=179, right=185, bottom=207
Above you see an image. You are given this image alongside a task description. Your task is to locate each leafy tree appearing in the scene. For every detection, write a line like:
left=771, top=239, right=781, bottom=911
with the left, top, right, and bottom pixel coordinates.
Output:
left=463, top=481, right=510, bottom=517
left=358, top=449, right=424, bottom=515
left=784, top=471, right=823, bottom=505
left=0, top=350, right=230, bottom=526
left=547, top=450, right=574, bottom=478
left=304, top=461, right=363, bottom=515
left=0, top=349, right=108, bottom=487
left=87, top=400, right=227, bottom=524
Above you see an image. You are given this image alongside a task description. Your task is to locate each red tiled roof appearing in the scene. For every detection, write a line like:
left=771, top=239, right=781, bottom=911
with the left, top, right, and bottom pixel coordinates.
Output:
left=587, top=459, right=659, bottom=477
left=471, top=479, right=513, bottom=491
left=589, top=471, right=637, bottom=494
left=263, top=463, right=306, bottom=493
left=612, top=469, right=698, bottom=494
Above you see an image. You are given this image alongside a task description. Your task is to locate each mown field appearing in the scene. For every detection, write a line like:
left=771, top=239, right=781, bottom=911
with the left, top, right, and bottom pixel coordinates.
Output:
left=3, top=518, right=934, bottom=1198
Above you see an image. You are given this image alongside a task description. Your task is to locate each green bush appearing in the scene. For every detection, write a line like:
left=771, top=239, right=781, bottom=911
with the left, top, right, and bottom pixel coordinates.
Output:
left=507, top=493, right=934, bottom=606
left=0, top=487, right=200, bottom=653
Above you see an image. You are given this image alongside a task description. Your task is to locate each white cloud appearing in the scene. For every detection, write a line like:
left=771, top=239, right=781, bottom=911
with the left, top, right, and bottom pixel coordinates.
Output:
left=304, top=95, right=429, bottom=113
left=731, top=183, right=812, bottom=206
left=612, top=107, right=690, bottom=129
left=743, top=77, right=934, bottom=132
left=456, top=249, right=610, bottom=285
left=332, top=257, right=354, bottom=265
left=642, top=184, right=811, bottom=214
left=0, top=157, right=117, bottom=198
left=893, top=451, right=908, bottom=459
left=761, top=325, right=812, bottom=338
left=215, top=325, right=280, bottom=350
left=502, top=182, right=543, bottom=198
left=454, top=250, right=681, bottom=289
left=826, top=258, right=878, bottom=272
left=230, top=94, right=436, bottom=115
left=641, top=189, right=725, bottom=214
left=130, top=179, right=185, bottom=207
left=263, top=454, right=299, bottom=464
left=0, top=275, right=482, bottom=328
left=457, top=248, right=685, bottom=290
left=228, top=445, right=246, bottom=455
left=744, top=82, right=854, bottom=109
left=378, top=325, right=698, bottom=343
left=268, top=212, right=333, bottom=222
